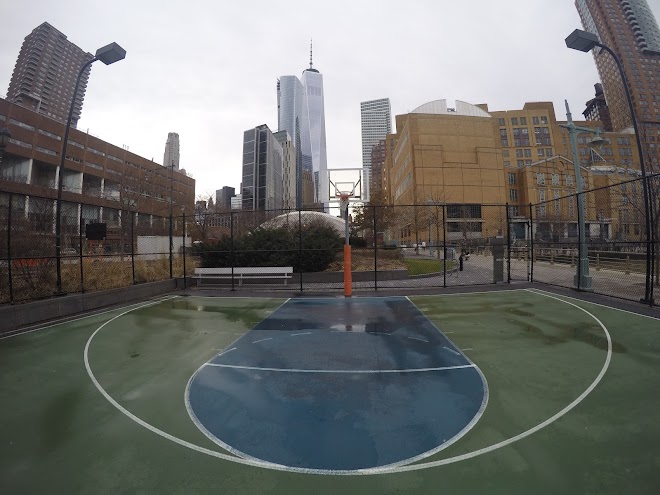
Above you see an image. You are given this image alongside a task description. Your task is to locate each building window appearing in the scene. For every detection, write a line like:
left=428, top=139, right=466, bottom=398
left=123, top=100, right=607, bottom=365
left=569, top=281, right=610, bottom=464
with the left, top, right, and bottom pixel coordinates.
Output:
left=524, top=149, right=532, bottom=157
left=566, top=175, right=574, bottom=186
left=516, top=149, right=523, bottom=158
left=498, top=118, right=506, bottom=126
left=504, top=160, right=511, bottom=167
left=554, top=190, right=561, bottom=214
left=517, top=160, right=524, bottom=168
left=520, top=117, right=527, bottom=125
left=508, top=172, right=516, bottom=185
left=511, top=117, right=518, bottom=125
left=509, top=189, right=518, bottom=202
left=538, top=148, right=545, bottom=157
left=532, top=116, right=539, bottom=125
left=551, top=174, right=560, bottom=186
left=546, top=148, right=552, bottom=156
left=537, top=173, right=546, bottom=185
left=541, top=116, right=548, bottom=124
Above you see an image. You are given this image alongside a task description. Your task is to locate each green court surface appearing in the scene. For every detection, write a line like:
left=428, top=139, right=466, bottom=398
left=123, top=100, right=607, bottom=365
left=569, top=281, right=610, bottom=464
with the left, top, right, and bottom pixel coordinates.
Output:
left=1, top=289, right=659, bottom=494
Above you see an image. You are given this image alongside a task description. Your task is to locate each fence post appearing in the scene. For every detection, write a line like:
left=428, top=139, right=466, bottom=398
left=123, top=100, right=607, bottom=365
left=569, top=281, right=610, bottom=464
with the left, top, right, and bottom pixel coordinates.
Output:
left=79, top=205, right=84, bottom=292
left=131, top=211, right=136, bottom=284
left=298, top=209, right=303, bottom=291
left=506, top=203, right=511, bottom=283
left=230, top=212, right=235, bottom=291
left=169, top=212, right=173, bottom=279
left=550, top=249, right=554, bottom=265
left=182, top=213, right=187, bottom=288
left=529, top=203, right=534, bottom=283
left=626, top=255, right=630, bottom=275
left=596, top=253, right=600, bottom=272
left=373, top=205, right=378, bottom=291
left=442, top=205, right=447, bottom=288
left=7, top=194, right=13, bottom=304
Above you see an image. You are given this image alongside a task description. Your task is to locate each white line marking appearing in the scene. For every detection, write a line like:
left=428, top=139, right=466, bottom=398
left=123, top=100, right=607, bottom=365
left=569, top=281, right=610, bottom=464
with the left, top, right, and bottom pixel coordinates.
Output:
left=443, top=346, right=460, bottom=356
left=252, top=338, right=272, bottom=344
left=382, top=290, right=613, bottom=474
left=407, top=336, right=429, bottom=343
left=290, top=332, right=312, bottom=337
left=216, top=347, right=237, bottom=356
left=444, top=331, right=455, bottom=334
left=85, top=292, right=613, bottom=476
left=462, top=348, right=474, bottom=351
left=525, top=288, right=660, bottom=321
left=203, top=364, right=476, bottom=373
left=0, top=295, right=177, bottom=340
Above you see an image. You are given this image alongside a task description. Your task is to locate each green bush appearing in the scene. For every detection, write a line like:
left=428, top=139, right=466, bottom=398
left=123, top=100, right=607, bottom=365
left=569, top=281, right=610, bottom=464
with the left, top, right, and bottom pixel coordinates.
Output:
left=198, top=221, right=342, bottom=272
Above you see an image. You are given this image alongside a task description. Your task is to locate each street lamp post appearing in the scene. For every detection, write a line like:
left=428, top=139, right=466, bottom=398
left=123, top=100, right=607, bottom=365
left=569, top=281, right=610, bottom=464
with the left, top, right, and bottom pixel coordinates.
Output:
left=54, top=42, right=126, bottom=294
left=559, top=100, right=606, bottom=291
left=566, top=28, right=654, bottom=303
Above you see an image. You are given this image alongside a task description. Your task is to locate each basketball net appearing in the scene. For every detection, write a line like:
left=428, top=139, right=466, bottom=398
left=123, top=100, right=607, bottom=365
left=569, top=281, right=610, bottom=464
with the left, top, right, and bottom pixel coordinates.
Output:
left=338, top=193, right=350, bottom=219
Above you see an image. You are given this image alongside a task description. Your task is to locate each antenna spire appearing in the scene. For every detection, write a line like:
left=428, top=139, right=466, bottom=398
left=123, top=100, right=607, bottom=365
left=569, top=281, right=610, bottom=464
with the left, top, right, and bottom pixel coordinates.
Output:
left=309, top=39, right=313, bottom=69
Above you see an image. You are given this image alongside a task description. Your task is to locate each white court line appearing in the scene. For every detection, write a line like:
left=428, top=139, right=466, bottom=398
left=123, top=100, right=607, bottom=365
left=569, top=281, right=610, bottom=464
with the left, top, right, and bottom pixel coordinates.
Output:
left=462, top=348, right=474, bottom=351
left=84, top=291, right=613, bottom=476
left=407, top=336, right=429, bottom=343
left=290, top=332, right=312, bottom=337
left=203, top=363, right=476, bottom=373
left=443, top=346, right=460, bottom=356
left=252, top=338, right=272, bottom=344
left=525, top=288, right=660, bottom=321
left=0, top=295, right=178, bottom=340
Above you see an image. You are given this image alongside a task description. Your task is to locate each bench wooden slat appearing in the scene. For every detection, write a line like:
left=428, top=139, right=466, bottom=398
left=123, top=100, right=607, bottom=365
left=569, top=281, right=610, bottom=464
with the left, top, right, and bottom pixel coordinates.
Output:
left=193, top=267, right=293, bottom=286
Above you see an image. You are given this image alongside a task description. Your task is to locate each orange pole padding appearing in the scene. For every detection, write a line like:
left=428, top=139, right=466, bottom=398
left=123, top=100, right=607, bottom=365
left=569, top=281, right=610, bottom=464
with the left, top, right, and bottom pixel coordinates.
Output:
left=344, top=244, right=352, bottom=297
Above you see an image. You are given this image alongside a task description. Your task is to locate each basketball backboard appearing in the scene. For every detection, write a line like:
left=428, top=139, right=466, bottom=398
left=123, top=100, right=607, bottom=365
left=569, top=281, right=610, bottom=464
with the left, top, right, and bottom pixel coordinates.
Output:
left=327, top=168, right=367, bottom=206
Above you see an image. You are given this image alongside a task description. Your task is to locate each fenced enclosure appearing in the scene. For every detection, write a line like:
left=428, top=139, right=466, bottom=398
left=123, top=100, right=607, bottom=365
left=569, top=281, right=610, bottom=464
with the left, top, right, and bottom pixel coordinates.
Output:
left=0, top=174, right=658, bottom=305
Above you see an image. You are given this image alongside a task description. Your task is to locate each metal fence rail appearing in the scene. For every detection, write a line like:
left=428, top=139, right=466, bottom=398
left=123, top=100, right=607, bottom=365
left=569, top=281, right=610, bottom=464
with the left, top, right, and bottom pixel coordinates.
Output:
left=0, top=174, right=657, bottom=306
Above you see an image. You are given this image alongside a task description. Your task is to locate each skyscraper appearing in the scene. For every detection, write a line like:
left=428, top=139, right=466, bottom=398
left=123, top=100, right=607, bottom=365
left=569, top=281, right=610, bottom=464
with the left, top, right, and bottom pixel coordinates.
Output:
left=361, top=98, right=392, bottom=199
left=6, top=22, right=94, bottom=127
left=163, top=132, right=180, bottom=170
left=277, top=43, right=328, bottom=206
left=576, top=0, right=660, bottom=170
left=215, top=186, right=235, bottom=211
left=300, top=45, right=328, bottom=205
left=241, top=124, right=283, bottom=211
left=273, top=130, right=297, bottom=209
left=277, top=75, right=308, bottom=208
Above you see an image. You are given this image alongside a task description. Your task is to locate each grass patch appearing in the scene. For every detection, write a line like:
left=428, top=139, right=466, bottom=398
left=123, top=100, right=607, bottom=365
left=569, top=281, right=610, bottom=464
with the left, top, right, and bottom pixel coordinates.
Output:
left=404, top=258, right=454, bottom=275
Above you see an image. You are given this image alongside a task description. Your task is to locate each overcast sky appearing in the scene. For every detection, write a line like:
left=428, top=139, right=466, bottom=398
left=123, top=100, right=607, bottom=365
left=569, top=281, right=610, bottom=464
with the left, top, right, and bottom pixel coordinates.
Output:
left=1, top=0, right=659, bottom=199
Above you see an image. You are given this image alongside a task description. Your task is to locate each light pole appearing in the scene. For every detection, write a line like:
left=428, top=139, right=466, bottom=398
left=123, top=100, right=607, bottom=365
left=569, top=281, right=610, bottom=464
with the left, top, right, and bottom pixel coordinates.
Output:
left=55, top=42, right=126, bottom=294
left=169, top=161, right=174, bottom=279
left=559, top=100, right=606, bottom=291
left=566, top=28, right=653, bottom=302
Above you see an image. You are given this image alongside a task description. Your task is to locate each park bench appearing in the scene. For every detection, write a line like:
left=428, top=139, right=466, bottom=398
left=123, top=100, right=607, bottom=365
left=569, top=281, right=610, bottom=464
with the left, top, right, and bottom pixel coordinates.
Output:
left=193, top=267, right=294, bottom=286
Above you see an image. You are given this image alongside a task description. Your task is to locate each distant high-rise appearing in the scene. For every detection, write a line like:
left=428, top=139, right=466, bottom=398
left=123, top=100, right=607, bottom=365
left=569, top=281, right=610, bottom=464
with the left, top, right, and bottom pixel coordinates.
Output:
left=215, top=186, right=235, bottom=211
left=273, top=130, right=297, bottom=209
left=361, top=98, right=392, bottom=198
left=277, top=75, right=308, bottom=208
left=576, top=0, right=660, bottom=169
left=277, top=44, right=328, bottom=207
left=300, top=43, right=328, bottom=205
left=163, top=132, right=180, bottom=170
left=6, top=22, right=94, bottom=127
left=241, top=124, right=283, bottom=211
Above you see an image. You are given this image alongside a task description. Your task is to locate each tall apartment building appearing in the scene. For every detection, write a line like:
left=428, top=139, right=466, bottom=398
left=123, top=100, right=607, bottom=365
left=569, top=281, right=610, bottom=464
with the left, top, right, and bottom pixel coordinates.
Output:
left=6, top=22, right=94, bottom=128
left=361, top=98, right=392, bottom=199
left=583, top=83, right=613, bottom=131
left=163, top=132, right=180, bottom=171
left=241, top=124, right=283, bottom=211
left=215, top=186, right=235, bottom=211
left=576, top=0, right=660, bottom=170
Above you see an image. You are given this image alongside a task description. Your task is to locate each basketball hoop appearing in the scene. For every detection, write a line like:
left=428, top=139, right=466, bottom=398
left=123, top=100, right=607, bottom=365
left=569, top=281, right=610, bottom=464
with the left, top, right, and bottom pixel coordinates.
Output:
left=338, top=193, right=350, bottom=215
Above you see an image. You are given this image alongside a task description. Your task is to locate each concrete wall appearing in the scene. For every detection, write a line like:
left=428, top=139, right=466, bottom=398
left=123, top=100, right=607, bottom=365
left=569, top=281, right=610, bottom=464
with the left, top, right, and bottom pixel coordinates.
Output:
left=0, top=279, right=178, bottom=335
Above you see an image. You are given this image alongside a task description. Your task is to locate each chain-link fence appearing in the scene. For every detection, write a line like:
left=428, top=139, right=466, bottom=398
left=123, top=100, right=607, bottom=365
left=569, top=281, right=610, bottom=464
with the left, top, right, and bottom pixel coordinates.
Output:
left=1, top=175, right=657, bottom=305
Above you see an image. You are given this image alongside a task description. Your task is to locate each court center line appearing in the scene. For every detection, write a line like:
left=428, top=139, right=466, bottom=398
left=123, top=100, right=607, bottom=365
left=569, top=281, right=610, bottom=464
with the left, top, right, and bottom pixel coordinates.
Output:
left=290, top=332, right=312, bottom=337
left=252, top=338, right=272, bottom=344
left=443, top=346, right=460, bottom=356
left=407, top=336, right=429, bottom=343
left=203, top=363, right=476, bottom=373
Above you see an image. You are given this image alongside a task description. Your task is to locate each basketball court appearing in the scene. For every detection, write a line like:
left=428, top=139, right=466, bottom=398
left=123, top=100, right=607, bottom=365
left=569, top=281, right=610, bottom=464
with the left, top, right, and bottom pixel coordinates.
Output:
left=1, top=288, right=659, bottom=494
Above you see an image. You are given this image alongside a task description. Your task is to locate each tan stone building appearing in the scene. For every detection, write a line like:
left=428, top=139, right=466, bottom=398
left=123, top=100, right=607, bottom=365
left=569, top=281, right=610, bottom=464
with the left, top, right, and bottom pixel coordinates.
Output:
left=382, top=99, right=642, bottom=246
